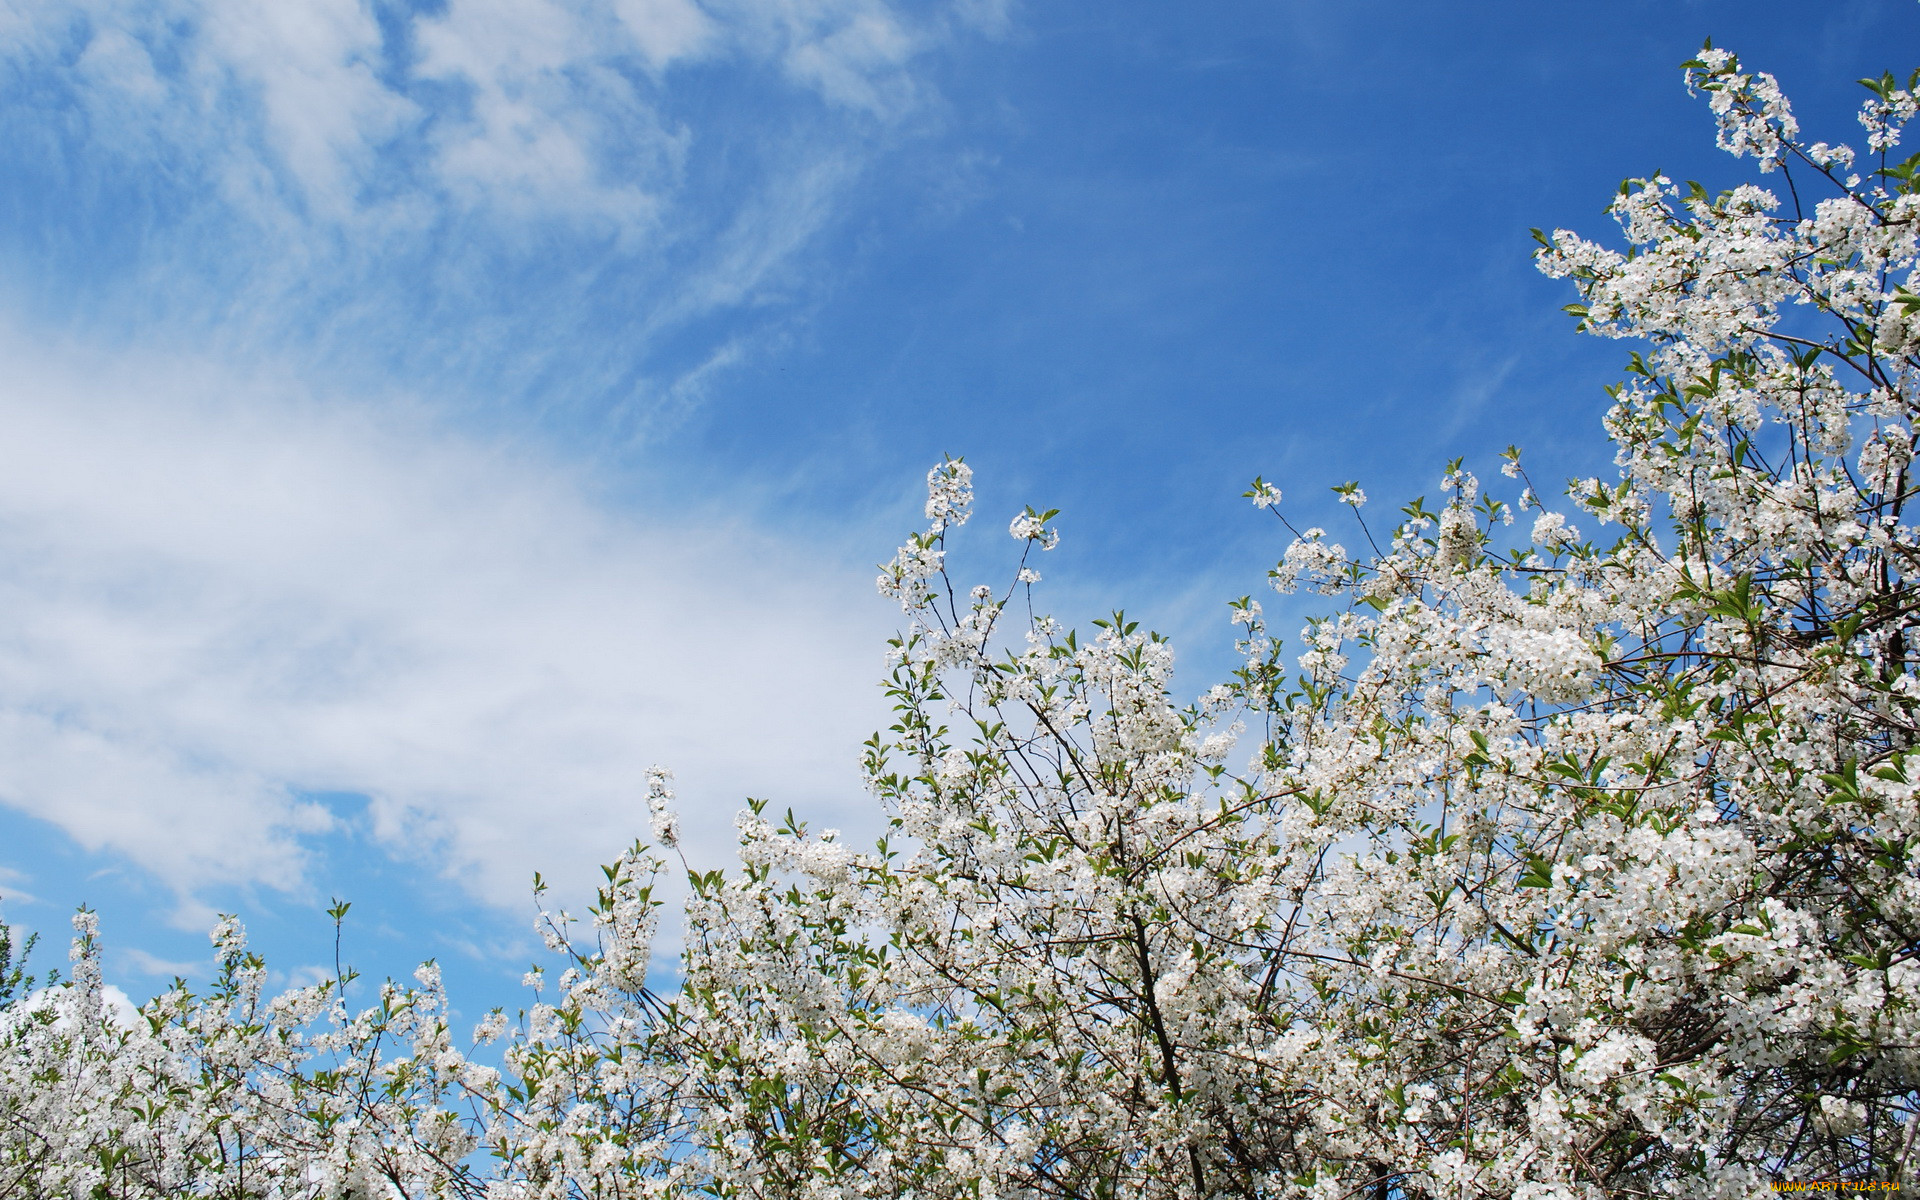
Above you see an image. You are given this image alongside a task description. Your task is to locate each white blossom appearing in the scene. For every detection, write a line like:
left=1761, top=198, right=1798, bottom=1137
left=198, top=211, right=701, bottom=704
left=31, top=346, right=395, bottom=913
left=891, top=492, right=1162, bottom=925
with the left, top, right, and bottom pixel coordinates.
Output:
left=6, top=43, right=1920, bottom=1200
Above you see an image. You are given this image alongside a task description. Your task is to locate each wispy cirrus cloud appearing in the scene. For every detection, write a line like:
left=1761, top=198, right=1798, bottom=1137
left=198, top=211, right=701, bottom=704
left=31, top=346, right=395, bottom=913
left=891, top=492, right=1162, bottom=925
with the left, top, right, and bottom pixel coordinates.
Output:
left=0, top=0, right=997, bottom=424
left=17, top=0, right=932, bottom=213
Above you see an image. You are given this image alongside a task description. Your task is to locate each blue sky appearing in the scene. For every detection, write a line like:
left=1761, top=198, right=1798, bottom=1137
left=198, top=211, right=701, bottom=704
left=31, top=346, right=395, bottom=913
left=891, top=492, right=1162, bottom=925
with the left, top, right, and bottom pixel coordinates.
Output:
left=0, top=0, right=1914, bottom=1013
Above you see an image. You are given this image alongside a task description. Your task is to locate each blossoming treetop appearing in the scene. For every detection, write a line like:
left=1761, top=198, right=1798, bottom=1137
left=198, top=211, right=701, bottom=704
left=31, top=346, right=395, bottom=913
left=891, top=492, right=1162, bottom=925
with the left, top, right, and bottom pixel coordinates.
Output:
left=6, top=43, right=1920, bottom=1200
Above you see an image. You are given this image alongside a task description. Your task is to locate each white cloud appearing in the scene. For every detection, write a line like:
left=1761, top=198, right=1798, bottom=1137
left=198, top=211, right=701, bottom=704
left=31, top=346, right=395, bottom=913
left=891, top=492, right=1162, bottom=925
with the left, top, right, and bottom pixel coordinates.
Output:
left=0, top=329, right=894, bottom=918
left=119, top=947, right=202, bottom=980
left=100, top=984, right=139, bottom=1026
left=612, top=0, right=715, bottom=64
left=722, top=0, right=922, bottom=114
left=13, top=980, right=140, bottom=1026
left=0, top=867, right=36, bottom=909
left=197, top=0, right=416, bottom=215
left=0, top=0, right=989, bottom=425
left=412, top=0, right=684, bottom=222
left=18, top=0, right=940, bottom=226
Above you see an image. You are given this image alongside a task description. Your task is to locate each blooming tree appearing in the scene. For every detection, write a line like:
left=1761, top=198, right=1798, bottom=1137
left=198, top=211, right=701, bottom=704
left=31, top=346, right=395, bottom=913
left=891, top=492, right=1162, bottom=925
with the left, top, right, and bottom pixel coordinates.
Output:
left=6, top=43, right=1920, bottom=1199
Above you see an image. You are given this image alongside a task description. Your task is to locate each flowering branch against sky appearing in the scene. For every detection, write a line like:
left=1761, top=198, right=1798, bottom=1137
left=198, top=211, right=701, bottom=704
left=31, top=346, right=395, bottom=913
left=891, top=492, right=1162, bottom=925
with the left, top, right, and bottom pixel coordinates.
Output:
left=0, top=0, right=1915, bottom=1017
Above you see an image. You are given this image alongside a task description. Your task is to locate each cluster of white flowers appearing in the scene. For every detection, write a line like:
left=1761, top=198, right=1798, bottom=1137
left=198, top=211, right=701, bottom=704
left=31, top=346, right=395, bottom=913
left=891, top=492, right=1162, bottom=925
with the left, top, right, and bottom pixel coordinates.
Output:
left=1691, top=47, right=1799, bottom=171
left=1, top=909, right=489, bottom=1198
left=8, top=42, right=1920, bottom=1199
left=645, top=764, right=679, bottom=848
left=1008, top=505, right=1062, bottom=550
left=1270, top=527, right=1349, bottom=594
